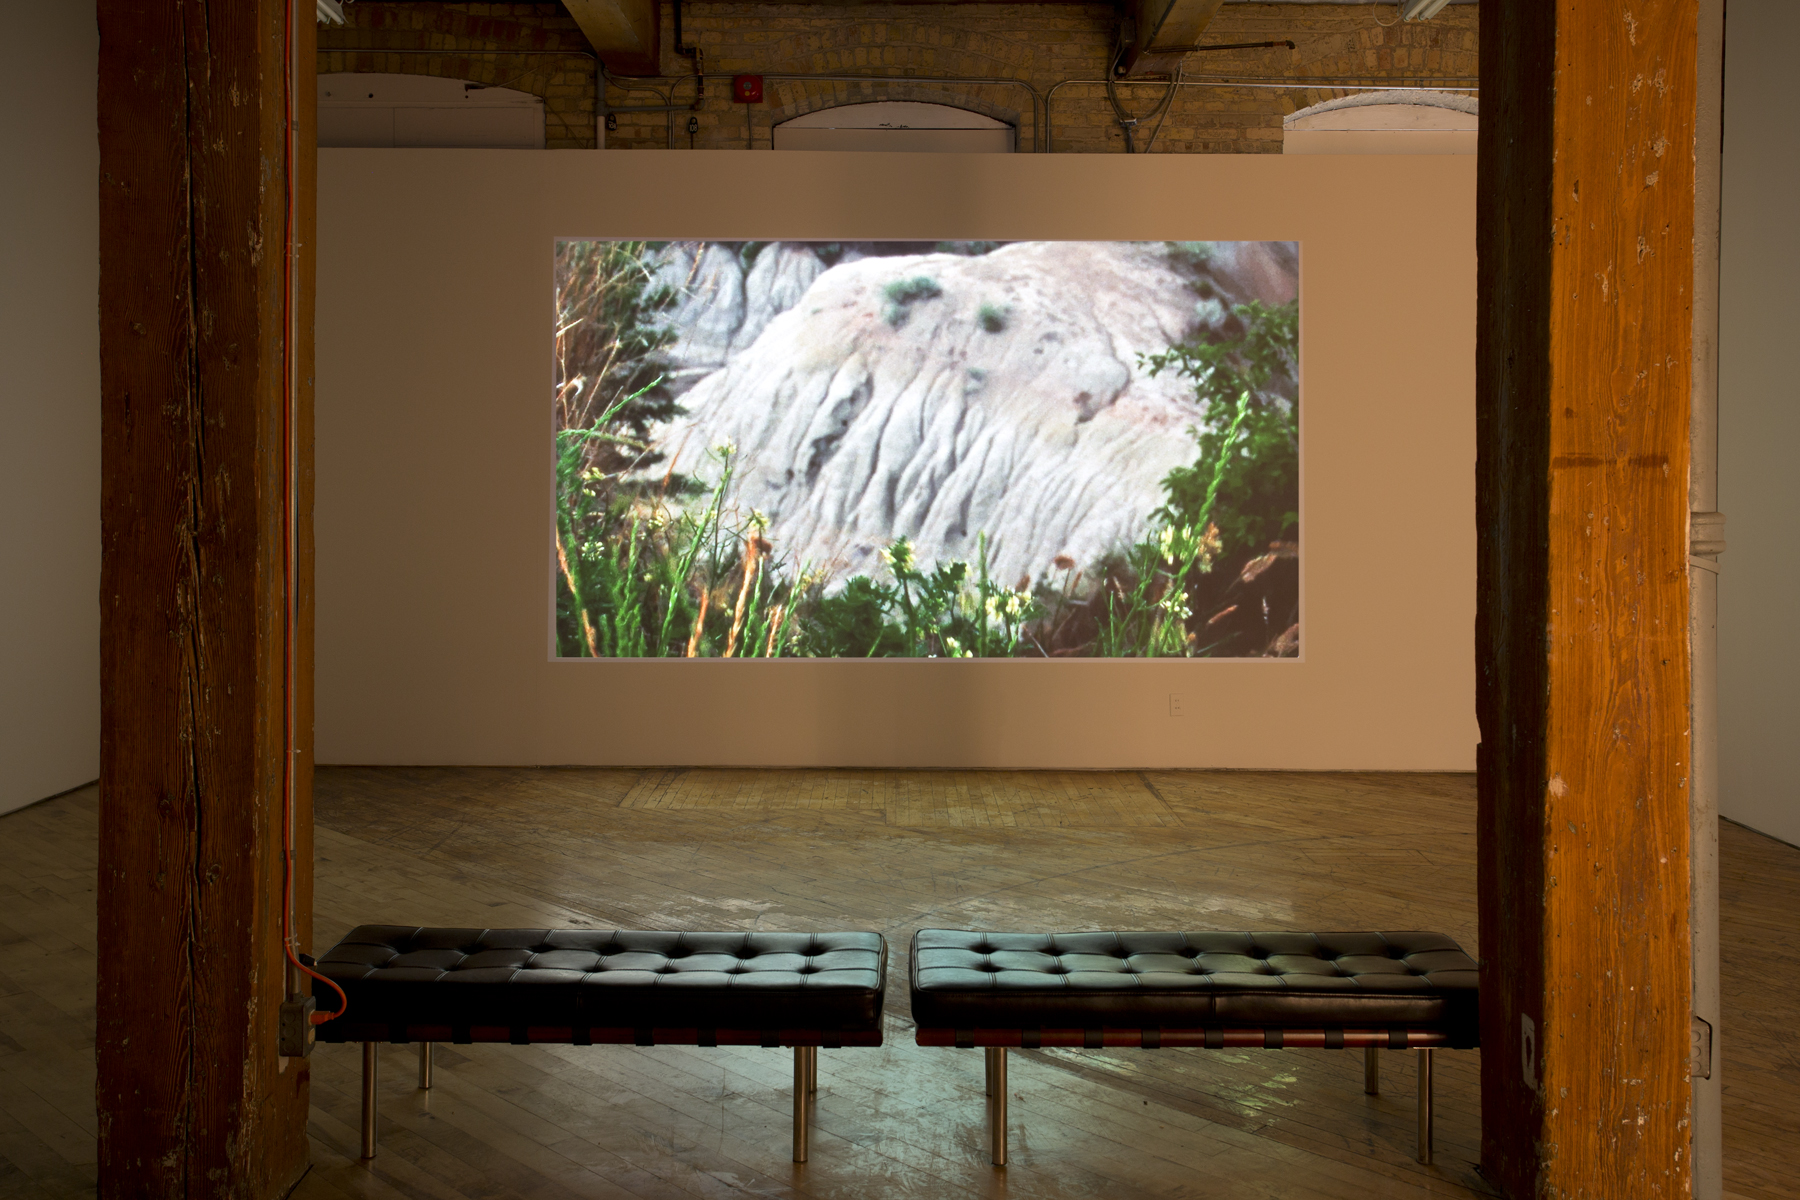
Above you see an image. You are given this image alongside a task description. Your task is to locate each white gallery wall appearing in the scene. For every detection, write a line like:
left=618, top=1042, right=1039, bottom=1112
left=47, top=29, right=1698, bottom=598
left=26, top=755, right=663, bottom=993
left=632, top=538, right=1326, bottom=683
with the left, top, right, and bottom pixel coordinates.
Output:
left=314, top=151, right=1477, bottom=769
left=0, top=1, right=99, bottom=815
left=1719, top=0, right=1800, bottom=847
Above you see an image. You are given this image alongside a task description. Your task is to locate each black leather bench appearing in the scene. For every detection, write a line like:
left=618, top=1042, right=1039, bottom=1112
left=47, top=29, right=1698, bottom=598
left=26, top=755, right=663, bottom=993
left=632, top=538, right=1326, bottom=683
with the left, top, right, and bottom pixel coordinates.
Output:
left=313, top=925, right=888, bottom=1162
left=910, top=928, right=1479, bottom=1166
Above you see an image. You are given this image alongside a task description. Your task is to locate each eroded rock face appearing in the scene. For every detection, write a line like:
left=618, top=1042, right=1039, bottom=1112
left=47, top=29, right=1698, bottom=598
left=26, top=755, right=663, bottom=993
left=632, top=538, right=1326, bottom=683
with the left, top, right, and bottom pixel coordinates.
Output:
left=647, top=240, right=1296, bottom=589
left=651, top=242, right=828, bottom=395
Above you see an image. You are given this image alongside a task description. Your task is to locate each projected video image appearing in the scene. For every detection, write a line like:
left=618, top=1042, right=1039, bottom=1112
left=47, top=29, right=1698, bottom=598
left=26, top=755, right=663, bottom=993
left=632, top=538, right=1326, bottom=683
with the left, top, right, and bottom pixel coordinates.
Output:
left=553, top=239, right=1299, bottom=659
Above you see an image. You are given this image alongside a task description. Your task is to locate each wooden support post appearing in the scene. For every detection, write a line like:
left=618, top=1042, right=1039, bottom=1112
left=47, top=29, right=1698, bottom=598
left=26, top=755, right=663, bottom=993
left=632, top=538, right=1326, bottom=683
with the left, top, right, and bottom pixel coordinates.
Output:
left=1477, top=3, right=1697, bottom=1197
left=95, top=2, right=316, bottom=1196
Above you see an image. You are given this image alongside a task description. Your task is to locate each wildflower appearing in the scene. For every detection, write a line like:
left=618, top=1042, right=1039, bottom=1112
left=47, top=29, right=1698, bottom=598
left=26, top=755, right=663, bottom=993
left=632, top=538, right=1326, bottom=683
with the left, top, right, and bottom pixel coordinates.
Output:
left=881, top=539, right=916, bottom=574
left=1195, top=522, right=1223, bottom=572
left=1053, top=555, right=1076, bottom=572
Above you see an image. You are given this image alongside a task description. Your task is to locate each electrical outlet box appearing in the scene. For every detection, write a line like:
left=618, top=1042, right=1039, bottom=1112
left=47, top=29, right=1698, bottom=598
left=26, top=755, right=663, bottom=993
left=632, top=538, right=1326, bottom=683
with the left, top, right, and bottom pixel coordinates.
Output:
left=279, top=995, right=316, bottom=1058
left=1690, top=1015, right=1714, bottom=1079
left=1169, top=693, right=1186, bottom=717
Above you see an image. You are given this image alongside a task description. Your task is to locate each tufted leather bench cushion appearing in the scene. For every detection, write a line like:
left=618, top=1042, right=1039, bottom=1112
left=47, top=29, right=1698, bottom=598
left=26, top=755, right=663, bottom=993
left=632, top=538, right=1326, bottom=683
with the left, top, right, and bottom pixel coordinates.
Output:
left=313, top=926, right=887, bottom=1043
left=910, top=929, right=1477, bottom=1046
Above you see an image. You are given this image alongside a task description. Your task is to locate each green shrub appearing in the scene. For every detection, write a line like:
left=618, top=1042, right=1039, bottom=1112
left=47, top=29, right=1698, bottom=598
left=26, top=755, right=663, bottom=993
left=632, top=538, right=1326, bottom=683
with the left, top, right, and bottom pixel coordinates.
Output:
left=799, top=577, right=909, bottom=657
left=1140, top=299, right=1299, bottom=559
left=977, top=302, right=1008, bottom=333
left=1165, top=241, right=1216, bottom=274
left=882, top=275, right=942, bottom=326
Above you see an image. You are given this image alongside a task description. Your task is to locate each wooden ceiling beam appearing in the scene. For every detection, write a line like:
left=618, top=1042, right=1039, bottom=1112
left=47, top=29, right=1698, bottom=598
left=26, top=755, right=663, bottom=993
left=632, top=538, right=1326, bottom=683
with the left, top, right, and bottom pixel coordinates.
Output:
left=1117, top=0, right=1225, bottom=78
left=565, top=0, right=661, bottom=77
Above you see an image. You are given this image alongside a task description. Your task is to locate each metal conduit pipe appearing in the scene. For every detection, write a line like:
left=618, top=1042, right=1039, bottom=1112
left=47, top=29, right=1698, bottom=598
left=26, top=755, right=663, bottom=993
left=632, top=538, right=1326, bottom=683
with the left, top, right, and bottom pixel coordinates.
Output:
left=671, top=0, right=706, bottom=111
left=1044, top=76, right=1477, bottom=152
left=315, top=46, right=604, bottom=145
left=1136, top=39, right=1296, bottom=60
left=599, top=67, right=683, bottom=147
left=608, top=70, right=1046, bottom=151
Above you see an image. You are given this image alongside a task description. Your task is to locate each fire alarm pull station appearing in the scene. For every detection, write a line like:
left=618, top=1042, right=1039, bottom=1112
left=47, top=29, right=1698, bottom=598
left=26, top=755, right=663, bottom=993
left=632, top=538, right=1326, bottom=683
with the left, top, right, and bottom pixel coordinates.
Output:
left=732, top=74, right=764, bottom=104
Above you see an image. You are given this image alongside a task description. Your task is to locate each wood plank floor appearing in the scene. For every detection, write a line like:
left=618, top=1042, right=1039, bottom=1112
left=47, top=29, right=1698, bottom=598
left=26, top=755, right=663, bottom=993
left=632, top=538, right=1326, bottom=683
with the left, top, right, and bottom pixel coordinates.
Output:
left=0, top=771, right=1793, bottom=1199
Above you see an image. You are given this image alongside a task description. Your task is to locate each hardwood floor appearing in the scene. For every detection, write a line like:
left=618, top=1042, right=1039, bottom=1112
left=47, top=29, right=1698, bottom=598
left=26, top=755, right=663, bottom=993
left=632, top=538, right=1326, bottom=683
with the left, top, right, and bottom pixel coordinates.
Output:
left=1718, top=818, right=1800, bottom=1200
left=0, top=771, right=1794, bottom=1198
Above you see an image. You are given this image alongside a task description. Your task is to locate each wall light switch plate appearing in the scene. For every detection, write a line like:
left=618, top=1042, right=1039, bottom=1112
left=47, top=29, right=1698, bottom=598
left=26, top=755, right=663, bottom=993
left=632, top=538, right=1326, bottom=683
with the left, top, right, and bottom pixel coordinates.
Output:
left=1169, top=693, right=1186, bottom=717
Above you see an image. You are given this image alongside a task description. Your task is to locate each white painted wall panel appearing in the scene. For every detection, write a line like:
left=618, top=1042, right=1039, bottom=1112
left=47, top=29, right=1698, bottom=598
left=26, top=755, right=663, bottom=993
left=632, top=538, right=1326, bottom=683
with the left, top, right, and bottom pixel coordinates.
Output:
left=0, top=0, right=100, bottom=814
left=1719, top=0, right=1800, bottom=847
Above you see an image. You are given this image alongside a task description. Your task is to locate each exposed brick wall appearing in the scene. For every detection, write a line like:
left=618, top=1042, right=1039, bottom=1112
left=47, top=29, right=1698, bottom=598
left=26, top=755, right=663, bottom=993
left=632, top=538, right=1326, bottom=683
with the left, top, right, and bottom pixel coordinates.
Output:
left=321, top=2, right=1475, bottom=153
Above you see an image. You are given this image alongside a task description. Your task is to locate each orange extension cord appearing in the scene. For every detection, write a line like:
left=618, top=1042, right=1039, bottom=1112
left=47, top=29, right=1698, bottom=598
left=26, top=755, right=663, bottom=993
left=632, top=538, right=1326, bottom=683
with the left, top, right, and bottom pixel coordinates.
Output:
left=281, top=0, right=348, bottom=1029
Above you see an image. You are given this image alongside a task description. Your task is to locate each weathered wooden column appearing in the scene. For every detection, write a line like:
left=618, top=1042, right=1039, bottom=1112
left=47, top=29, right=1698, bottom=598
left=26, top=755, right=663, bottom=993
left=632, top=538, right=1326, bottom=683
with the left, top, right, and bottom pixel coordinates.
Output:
left=1477, top=3, right=1697, bottom=1197
left=96, top=1, right=316, bottom=1195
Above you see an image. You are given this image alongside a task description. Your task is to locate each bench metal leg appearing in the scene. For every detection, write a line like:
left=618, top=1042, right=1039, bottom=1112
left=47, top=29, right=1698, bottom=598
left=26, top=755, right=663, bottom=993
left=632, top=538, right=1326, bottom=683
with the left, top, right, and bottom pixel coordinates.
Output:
left=792, top=1046, right=814, bottom=1163
left=419, top=1042, right=433, bottom=1090
left=808, top=1045, right=818, bottom=1096
left=360, top=1042, right=378, bottom=1159
left=986, top=1047, right=1007, bottom=1167
left=1364, top=1045, right=1380, bottom=1095
left=1417, top=1048, right=1433, bottom=1164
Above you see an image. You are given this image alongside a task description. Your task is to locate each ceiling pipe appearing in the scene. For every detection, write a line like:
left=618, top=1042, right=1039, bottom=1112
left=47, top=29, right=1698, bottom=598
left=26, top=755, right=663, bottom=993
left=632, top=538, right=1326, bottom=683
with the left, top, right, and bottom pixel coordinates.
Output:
left=1119, top=38, right=1295, bottom=69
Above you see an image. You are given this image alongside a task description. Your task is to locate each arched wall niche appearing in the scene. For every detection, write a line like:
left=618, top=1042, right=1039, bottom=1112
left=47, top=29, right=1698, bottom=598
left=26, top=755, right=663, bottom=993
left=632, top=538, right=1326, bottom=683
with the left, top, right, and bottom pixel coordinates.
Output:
left=772, top=99, right=1016, bottom=152
left=1283, top=89, right=1477, bottom=155
left=319, top=72, right=546, bottom=149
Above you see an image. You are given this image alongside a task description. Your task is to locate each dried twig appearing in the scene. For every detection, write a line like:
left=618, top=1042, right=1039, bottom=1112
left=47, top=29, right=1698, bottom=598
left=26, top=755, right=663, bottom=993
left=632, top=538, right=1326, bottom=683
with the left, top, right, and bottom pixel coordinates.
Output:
left=724, top=536, right=771, bottom=658
left=685, top=586, right=711, bottom=658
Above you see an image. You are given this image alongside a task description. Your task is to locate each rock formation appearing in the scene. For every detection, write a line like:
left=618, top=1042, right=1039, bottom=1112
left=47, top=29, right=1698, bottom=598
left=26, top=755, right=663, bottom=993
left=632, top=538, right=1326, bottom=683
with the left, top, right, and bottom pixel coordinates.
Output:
left=645, top=240, right=1297, bottom=590
left=650, top=242, right=829, bottom=395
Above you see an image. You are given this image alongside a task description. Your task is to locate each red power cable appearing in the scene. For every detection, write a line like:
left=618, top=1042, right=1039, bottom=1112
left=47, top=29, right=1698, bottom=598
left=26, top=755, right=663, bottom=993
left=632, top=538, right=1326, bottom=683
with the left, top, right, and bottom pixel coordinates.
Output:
left=280, top=0, right=348, bottom=1029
